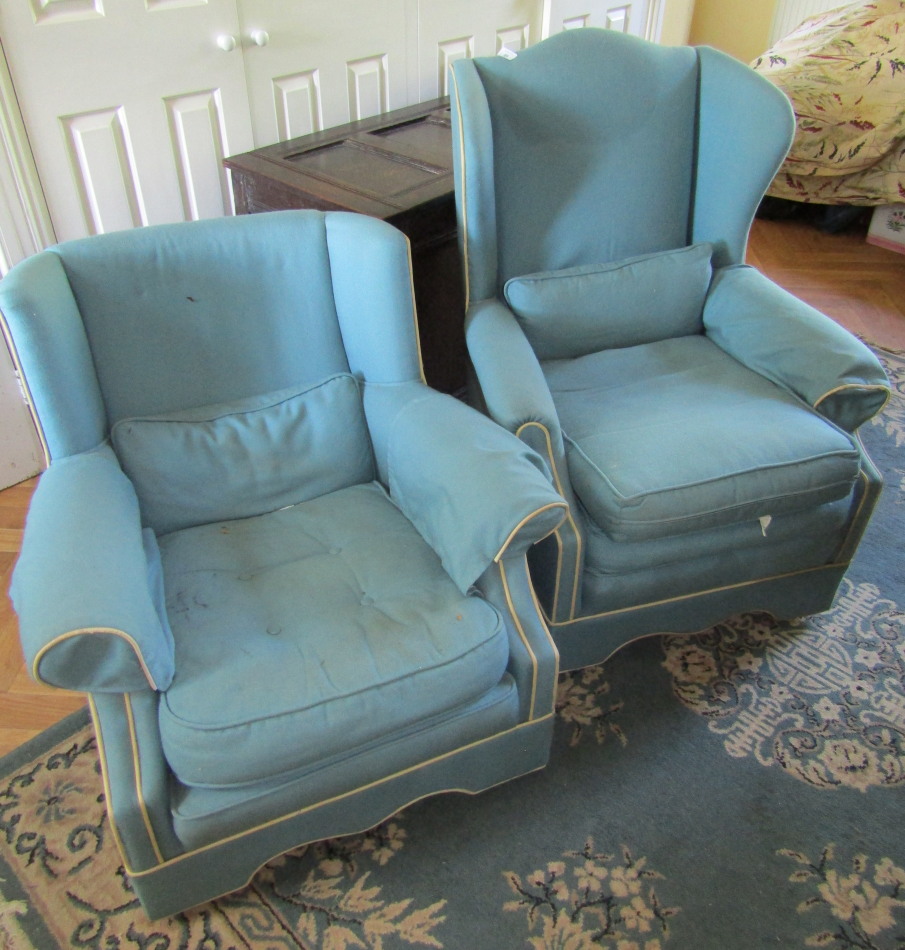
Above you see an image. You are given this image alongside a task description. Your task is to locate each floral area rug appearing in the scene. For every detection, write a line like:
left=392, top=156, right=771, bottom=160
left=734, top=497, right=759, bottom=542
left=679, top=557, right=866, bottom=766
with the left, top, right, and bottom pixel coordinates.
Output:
left=1, top=348, right=903, bottom=950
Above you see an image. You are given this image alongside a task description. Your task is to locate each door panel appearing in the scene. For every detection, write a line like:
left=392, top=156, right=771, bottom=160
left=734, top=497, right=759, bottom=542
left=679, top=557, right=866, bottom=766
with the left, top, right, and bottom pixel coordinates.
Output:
left=417, top=0, right=541, bottom=99
left=546, top=0, right=651, bottom=37
left=236, top=0, right=413, bottom=145
left=0, top=0, right=254, bottom=241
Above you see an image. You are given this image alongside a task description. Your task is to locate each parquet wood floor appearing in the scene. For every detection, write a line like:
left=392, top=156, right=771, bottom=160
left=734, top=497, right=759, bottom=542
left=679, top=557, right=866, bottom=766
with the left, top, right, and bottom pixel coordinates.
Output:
left=748, top=215, right=905, bottom=351
left=0, top=215, right=902, bottom=758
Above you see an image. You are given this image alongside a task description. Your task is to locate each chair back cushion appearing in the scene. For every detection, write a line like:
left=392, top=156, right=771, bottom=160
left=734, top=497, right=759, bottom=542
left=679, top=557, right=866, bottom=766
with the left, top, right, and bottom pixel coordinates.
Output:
left=112, top=373, right=375, bottom=535
left=471, top=30, right=699, bottom=283
left=504, top=243, right=713, bottom=360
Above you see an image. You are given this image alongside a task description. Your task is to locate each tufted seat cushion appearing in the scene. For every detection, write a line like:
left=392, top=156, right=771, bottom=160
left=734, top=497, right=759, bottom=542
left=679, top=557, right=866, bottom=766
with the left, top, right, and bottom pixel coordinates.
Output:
left=544, top=334, right=862, bottom=542
left=158, top=482, right=509, bottom=790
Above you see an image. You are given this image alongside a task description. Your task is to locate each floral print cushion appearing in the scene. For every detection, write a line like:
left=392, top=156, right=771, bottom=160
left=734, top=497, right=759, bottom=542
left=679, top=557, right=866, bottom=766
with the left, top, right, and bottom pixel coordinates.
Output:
left=752, top=0, right=905, bottom=205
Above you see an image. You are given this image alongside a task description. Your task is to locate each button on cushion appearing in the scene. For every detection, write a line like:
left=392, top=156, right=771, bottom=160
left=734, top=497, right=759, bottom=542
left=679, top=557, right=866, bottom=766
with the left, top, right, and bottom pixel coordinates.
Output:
left=157, top=482, right=509, bottom=789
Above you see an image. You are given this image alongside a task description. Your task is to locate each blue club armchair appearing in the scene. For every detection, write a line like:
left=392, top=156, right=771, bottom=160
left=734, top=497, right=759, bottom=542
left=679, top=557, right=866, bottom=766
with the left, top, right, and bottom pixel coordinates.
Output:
left=449, top=28, right=891, bottom=671
left=0, top=210, right=567, bottom=918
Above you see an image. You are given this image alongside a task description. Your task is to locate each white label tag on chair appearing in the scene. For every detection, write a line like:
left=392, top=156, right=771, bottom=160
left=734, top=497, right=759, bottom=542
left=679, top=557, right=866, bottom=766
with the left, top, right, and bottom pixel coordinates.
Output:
left=759, top=515, right=773, bottom=537
left=498, top=47, right=518, bottom=60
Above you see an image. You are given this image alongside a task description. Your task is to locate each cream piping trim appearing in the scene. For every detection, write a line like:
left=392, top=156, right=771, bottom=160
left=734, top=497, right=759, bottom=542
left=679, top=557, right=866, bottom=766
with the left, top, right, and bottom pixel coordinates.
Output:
left=549, top=527, right=566, bottom=621
left=138, top=758, right=552, bottom=914
left=813, top=382, right=891, bottom=416
left=515, top=421, right=582, bottom=621
left=542, top=561, right=847, bottom=627
left=498, top=558, right=539, bottom=720
left=402, top=233, right=427, bottom=385
left=527, top=560, right=561, bottom=687
left=34, top=628, right=159, bottom=691
left=89, top=695, right=130, bottom=866
left=493, top=501, right=568, bottom=563
left=0, top=304, right=51, bottom=468
left=449, top=68, right=471, bottom=311
left=833, top=451, right=874, bottom=563
left=123, top=693, right=165, bottom=865
left=124, top=713, right=554, bottom=879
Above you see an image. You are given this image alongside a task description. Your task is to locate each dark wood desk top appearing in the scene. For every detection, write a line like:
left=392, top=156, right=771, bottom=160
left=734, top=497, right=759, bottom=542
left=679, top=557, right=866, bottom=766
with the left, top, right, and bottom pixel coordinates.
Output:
left=224, top=98, right=454, bottom=245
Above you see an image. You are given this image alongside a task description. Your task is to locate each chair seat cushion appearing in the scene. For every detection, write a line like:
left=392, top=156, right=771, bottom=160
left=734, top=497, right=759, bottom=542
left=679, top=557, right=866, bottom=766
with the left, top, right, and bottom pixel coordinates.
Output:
left=544, top=335, right=861, bottom=542
left=157, top=482, right=509, bottom=790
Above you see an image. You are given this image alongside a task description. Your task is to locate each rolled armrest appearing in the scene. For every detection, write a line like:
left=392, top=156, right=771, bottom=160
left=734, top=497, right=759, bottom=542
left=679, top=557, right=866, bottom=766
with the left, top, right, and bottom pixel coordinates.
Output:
left=384, top=389, right=567, bottom=593
left=466, top=297, right=562, bottom=438
left=704, top=265, right=890, bottom=430
left=11, top=444, right=174, bottom=692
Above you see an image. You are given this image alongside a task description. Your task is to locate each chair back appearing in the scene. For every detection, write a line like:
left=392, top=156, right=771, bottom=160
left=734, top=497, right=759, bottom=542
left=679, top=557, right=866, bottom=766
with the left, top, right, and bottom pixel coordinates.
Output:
left=52, top=212, right=349, bottom=425
left=450, top=29, right=795, bottom=302
left=1, top=211, right=422, bottom=463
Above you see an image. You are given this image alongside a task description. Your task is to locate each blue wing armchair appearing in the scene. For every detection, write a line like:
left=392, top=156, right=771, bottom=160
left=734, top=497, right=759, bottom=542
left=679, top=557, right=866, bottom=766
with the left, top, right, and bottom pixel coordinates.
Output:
left=449, top=28, right=891, bottom=671
left=0, top=210, right=567, bottom=918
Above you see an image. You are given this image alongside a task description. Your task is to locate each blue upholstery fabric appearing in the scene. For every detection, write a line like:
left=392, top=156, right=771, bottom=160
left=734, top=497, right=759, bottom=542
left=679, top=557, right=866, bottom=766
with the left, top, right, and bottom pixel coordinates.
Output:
left=170, top=678, right=521, bottom=849
left=158, top=482, right=508, bottom=789
left=545, top=336, right=861, bottom=542
left=450, top=28, right=890, bottom=668
left=704, top=265, right=891, bottom=430
left=112, top=374, right=375, bottom=535
left=470, top=30, right=699, bottom=283
left=0, top=252, right=106, bottom=461
left=503, top=243, right=713, bottom=359
left=53, top=212, right=349, bottom=425
left=1, top=209, right=568, bottom=917
left=325, top=213, right=426, bottom=385
left=386, top=389, right=566, bottom=592
left=584, top=494, right=851, bottom=576
left=10, top=444, right=175, bottom=692
left=693, top=46, right=797, bottom=268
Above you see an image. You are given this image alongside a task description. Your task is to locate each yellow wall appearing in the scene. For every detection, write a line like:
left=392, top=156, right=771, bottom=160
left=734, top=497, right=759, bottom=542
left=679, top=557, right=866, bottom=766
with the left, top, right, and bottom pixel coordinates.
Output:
left=688, top=0, right=778, bottom=62
left=659, top=0, right=697, bottom=46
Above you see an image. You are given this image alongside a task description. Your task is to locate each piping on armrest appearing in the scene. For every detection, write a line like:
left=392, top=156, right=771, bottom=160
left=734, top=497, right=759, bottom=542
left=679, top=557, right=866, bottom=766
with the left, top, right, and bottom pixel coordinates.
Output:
left=703, top=265, right=890, bottom=431
left=11, top=443, right=174, bottom=692
left=385, top=388, right=567, bottom=593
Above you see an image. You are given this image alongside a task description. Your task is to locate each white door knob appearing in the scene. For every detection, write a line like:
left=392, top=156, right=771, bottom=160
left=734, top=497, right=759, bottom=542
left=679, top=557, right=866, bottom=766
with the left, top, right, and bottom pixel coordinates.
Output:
left=216, top=34, right=238, bottom=52
left=250, top=29, right=270, bottom=47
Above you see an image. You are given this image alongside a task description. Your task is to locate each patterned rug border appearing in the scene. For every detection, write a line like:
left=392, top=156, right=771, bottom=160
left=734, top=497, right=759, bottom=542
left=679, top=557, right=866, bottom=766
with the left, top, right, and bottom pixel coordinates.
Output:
left=0, top=707, right=90, bottom=779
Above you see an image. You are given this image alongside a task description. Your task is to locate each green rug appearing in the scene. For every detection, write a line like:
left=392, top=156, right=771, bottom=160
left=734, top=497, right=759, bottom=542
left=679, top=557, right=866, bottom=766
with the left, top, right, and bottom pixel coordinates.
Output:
left=1, top=348, right=903, bottom=950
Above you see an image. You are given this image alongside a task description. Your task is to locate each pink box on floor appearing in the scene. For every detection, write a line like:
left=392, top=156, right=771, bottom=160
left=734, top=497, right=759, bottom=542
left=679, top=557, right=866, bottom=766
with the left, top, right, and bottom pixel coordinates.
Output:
left=867, top=205, right=905, bottom=254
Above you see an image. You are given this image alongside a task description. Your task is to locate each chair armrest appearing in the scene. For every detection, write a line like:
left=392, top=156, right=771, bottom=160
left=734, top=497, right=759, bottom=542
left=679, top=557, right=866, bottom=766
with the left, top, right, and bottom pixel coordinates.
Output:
left=466, top=297, right=561, bottom=438
left=382, top=387, right=567, bottom=593
left=703, top=265, right=890, bottom=430
left=91, top=691, right=183, bottom=870
left=10, top=444, right=175, bottom=692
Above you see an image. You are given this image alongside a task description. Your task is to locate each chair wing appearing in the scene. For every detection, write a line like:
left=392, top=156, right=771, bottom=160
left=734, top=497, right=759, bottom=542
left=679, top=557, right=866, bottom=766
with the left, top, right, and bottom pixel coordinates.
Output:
left=0, top=209, right=566, bottom=918
left=450, top=28, right=890, bottom=670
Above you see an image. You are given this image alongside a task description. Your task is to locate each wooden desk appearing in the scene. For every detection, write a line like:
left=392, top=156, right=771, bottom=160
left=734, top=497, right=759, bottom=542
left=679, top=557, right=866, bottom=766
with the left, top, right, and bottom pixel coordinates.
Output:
left=224, top=98, right=466, bottom=394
